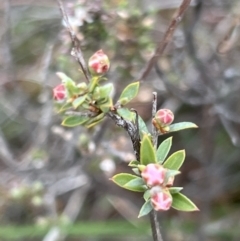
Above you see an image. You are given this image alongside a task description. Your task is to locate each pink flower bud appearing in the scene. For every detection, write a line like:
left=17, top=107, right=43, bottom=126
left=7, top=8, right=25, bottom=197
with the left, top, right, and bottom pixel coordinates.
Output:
left=141, top=164, right=166, bottom=187
left=88, top=49, right=110, bottom=75
left=53, top=84, right=66, bottom=102
left=151, top=190, right=172, bottom=211
left=154, top=109, right=174, bottom=127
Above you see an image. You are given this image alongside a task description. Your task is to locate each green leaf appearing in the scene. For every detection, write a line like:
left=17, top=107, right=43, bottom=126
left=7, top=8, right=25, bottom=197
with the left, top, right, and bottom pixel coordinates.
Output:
left=163, top=150, right=185, bottom=170
left=99, top=98, right=112, bottom=113
left=111, top=173, right=145, bottom=192
left=169, top=187, right=183, bottom=194
left=77, top=82, right=88, bottom=94
left=132, top=168, right=140, bottom=176
left=138, top=116, right=150, bottom=138
left=92, top=86, right=100, bottom=100
left=165, top=169, right=180, bottom=178
left=72, top=96, right=87, bottom=109
left=85, top=113, right=105, bottom=128
left=138, top=200, right=153, bottom=218
left=85, top=118, right=104, bottom=128
left=171, top=193, right=199, bottom=211
left=124, top=177, right=147, bottom=192
left=56, top=72, right=75, bottom=84
left=57, top=102, right=72, bottom=113
left=140, top=135, right=157, bottom=165
left=62, top=115, right=90, bottom=127
left=56, top=72, right=80, bottom=97
left=168, top=122, right=198, bottom=133
left=118, top=82, right=139, bottom=105
left=143, top=190, right=150, bottom=201
left=128, top=160, right=139, bottom=167
left=117, top=108, right=135, bottom=121
left=88, top=76, right=100, bottom=93
left=157, top=137, right=172, bottom=163
left=99, top=83, right=114, bottom=98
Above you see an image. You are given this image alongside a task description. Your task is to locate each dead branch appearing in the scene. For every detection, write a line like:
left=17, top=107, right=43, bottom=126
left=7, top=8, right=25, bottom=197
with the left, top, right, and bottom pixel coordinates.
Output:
left=139, top=0, right=192, bottom=81
left=57, top=0, right=90, bottom=82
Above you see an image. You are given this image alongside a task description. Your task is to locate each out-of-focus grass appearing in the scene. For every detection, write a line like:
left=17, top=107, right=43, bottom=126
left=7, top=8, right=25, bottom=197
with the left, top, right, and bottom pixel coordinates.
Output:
left=0, top=221, right=150, bottom=240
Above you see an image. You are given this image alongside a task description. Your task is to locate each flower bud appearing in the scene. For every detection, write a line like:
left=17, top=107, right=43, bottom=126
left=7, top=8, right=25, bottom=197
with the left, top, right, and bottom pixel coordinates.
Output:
left=141, top=163, right=166, bottom=187
left=154, top=109, right=174, bottom=127
left=152, top=109, right=174, bottom=133
left=151, top=190, right=172, bottom=211
left=88, top=49, right=110, bottom=75
left=53, top=84, right=66, bottom=102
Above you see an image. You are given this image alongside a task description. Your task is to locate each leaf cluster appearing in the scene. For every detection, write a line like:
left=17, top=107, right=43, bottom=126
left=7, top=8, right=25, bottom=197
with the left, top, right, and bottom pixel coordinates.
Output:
left=111, top=135, right=199, bottom=217
left=55, top=73, right=140, bottom=128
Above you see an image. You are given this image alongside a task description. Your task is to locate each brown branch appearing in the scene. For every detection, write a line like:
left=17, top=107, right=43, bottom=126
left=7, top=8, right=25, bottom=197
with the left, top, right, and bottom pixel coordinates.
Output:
left=150, top=92, right=164, bottom=241
left=107, top=112, right=141, bottom=162
left=139, top=0, right=192, bottom=81
left=57, top=0, right=90, bottom=82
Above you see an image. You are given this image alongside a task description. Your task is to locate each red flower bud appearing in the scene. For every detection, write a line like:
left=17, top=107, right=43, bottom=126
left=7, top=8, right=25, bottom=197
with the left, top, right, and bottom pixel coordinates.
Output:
left=155, top=109, right=174, bottom=126
left=141, top=164, right=166, bottom=187
left=53, top=84, right=66, bottom=102
left=150, top=188, right=172, bottom=211
left=88, top=49, right=110, bottom=75
left=152, top=109, right=174, bottom=133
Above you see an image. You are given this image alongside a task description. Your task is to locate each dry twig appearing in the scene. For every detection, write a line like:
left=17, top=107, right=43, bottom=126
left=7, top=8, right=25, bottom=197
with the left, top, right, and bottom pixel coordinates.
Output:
left=139, top=0, right=192, bottom=81
left=57, top=0, right=90, bottom=82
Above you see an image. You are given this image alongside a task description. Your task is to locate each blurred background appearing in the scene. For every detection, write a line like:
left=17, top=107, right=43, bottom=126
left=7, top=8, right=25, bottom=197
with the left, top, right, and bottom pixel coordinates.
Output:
left=0, top=0, right=240, bottom=240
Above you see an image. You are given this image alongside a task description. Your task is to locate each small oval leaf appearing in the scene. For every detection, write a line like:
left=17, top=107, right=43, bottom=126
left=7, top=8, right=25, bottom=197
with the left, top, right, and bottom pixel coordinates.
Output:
left=72, top=96, right=87, bottom=109
left=143, top=190, right=150, bottom=201
left=62, top=115, right=89, bottom=127
left=171, top=193, right=199, bottom=211
left=85, top=113, right=105, bottom=128
left=111, top=173, right=140, bottom=189
left=138, top=200, right=153, bottom=218
left=132, top=168, right=140, bottom=176
left=157, top=137, right=172, bottom=163
left=124, top=177, right=146, bottom=192
left=99, top=83, right=114, bottom=98
left=138, top=116, right=150, bottom=138
left=169, top=187, right=183, bottom=194
left=99, top=98, right=112, bottom=113
left=140, top=135, right=157, bottom=165
left=128, top=160, right=139, bottom=167
left=163, top=150, right=185, bottom=170
left=58, top=102, right=72, bottom=113
left=117, top=108, right=135, bottom=121
left=169, top=122, right=198, bottom=133
left=85, top=118, right=104, bottom=128
left=118, top=82, right=139, bottom=105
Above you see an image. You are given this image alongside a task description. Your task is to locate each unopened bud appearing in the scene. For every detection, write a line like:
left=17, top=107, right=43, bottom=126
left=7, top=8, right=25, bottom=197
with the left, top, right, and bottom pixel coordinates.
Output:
left=155, top=109, right=174, bottom=126
left=53, top=84, right=66, bottom=102
left=152, top=109, right=174, bottom=132
left=151, top=190, right=172, bottom=211
left=88, top=49, right=110, bottom=75
left=141, top=163, right=166, bottom=187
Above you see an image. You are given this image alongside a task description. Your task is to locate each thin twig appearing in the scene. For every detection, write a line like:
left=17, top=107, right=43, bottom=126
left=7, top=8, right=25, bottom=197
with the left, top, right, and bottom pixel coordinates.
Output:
left=65, top=111, right=96, bottom=117
left=150, top=92, right=163, bottom=241
left=150, top=211, right=163, bottom=241
left=139, top=0, right=192, bottom=81
left=152, top=92, right=158, bottom=149
left=57, top=0, right=90, bottom=82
